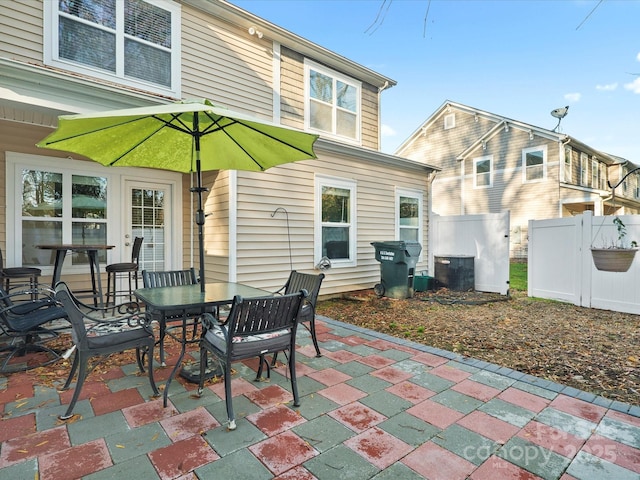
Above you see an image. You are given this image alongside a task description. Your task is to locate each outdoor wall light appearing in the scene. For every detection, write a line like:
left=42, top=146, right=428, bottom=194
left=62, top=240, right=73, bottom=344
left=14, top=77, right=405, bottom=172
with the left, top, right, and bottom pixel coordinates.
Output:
left=248, top=26, right=263, bottom=39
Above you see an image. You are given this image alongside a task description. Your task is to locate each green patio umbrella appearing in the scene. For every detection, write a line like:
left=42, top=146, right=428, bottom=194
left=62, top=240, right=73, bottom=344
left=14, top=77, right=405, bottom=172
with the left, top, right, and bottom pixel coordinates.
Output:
left=37, top=99, right=319, bottom=290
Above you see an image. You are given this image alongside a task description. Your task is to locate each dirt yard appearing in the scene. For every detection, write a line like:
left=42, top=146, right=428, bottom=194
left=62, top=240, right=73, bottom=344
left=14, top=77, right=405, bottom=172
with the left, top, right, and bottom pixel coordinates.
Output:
left=316, top=289, right=640, bottom=406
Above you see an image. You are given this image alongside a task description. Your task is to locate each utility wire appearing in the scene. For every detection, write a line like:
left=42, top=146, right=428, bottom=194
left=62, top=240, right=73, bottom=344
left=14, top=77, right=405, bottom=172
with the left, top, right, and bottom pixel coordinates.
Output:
left=576, top=0, right=604, bottom=30
left=365, top=0, right=393, bottom=35
left=422, top=0, right=432, bottom=38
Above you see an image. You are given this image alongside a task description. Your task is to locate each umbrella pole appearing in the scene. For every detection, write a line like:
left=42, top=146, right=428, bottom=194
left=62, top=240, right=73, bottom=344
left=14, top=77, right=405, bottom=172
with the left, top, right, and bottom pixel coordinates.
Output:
left=191, top=114, right=207, bottom=292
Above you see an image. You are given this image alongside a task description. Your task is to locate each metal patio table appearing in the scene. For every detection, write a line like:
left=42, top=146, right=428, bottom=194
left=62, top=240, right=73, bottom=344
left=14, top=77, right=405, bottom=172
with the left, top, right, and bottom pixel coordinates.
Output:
left=134, top=282, right=271, bottom=407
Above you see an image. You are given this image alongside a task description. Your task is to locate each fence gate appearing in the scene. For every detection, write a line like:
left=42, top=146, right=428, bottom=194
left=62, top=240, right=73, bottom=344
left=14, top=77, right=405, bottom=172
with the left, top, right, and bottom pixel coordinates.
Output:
left=431, top=212, right=510, bottom=295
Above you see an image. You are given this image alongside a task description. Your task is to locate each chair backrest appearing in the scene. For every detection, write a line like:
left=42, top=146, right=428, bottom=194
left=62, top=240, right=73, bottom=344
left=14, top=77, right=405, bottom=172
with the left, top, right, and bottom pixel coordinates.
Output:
left=54, top=282, right=91, bottom=349
left=131, top=237, right=144, bottom=264
left=284, top=271, right=325, bottom=309
left=142, top=268, right=198, bottom=288
left=226, top=291, right=307, bottom=342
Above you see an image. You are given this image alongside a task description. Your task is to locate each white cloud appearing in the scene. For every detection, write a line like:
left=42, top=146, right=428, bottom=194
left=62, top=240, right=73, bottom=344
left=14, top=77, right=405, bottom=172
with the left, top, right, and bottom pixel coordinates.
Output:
left=624, top=77, right=640, bottom=94
left=564, top=92, right=581, bottom=102
left=596, top=83, right=618, bottom=91
left=381, top=124, right=396, bottom=137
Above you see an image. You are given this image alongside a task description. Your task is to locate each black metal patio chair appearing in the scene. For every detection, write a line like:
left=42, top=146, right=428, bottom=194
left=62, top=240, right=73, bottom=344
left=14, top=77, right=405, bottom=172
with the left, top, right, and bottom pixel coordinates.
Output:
left=0, top=284, right=68, bottom=373
left=105, top=236, right=143, bottom=306
left=54, top=282, right=158, bottom=420
left=197, top=290, right=307, bottom=430
left=271, top=270, right=325, bottom=364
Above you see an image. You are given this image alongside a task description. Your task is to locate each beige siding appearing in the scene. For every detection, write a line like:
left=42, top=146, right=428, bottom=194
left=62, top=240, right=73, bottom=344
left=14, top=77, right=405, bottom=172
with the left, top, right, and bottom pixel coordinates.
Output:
left=361, top=84, right=379, bottom=150
left=0, top=0, right=43, bottom=63
left=232, top=155, right=429, bottom=296
left=181, top=6, right=274, bottom=117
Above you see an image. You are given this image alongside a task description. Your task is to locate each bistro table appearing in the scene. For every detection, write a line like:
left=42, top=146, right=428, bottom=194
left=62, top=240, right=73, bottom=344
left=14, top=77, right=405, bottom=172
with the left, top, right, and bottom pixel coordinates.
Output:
left=37, top=244, right=115, bottom=307
left=134, top=282, right=271, bottom=407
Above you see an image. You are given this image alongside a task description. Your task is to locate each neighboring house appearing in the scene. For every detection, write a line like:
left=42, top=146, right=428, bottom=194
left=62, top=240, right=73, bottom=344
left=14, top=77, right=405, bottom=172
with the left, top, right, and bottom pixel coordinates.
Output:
left=396, top=100, right=640, bottom=257
left=1, top=0, right=437, bottom=296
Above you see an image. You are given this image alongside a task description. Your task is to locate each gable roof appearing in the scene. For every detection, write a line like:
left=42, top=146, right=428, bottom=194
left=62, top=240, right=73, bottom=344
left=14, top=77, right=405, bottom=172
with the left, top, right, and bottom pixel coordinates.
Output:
left=395, top=100, right=626, bottom=166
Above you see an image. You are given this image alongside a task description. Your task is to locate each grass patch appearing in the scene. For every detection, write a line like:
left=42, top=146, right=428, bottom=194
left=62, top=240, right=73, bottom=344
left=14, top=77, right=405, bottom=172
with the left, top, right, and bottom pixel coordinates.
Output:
left=510, top=261, right=527, bottom=291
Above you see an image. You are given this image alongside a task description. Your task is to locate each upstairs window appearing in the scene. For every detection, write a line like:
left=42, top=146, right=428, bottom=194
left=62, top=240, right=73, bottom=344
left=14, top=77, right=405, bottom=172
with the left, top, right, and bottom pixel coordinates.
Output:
left=44, top=0, right=181, bottom=97
left=305, top=60, right=361, bottom=143
left=522, top=146, right=546, bottom=183
left=444, top=113, right=456, bottom=130
left=563, top=146, right=572, bottom=183
left=580, top=153, right=588, bottom=186
left=315, top=176, right=356, bottom=267
left=473, top=156, right=493, bottom=188
left=591, top=158, right=599, bottom=189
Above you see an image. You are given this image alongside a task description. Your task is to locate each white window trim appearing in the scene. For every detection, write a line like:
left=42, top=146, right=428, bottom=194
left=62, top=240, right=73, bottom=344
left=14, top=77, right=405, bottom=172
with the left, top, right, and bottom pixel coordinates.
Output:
left=591, top=158, right=599, bottom=189
left=314, top=174, right=357, bottom=268
left=43, top=0, right=182, bottom=98
left=304, top=59, right=361, bottom=145
left=444, top=113, right=456, bottom=130
left=395, top=187, right=423, bottom=259
left=473, top=155, right=493, bottom=189
left=522, top=145, right=547, bottom=183
left=580, top=152, right=588, bottom=186
left=563, top=146, right=572, bottom=183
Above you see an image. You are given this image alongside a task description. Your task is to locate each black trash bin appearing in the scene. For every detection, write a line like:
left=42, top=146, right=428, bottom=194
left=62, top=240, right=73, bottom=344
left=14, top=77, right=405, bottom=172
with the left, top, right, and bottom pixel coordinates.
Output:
left=371, top=241, right=422, bottom=299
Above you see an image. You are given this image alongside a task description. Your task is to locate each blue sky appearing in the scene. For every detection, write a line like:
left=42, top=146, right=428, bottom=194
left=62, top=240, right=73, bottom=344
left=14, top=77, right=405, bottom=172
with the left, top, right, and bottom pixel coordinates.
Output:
left=230, top=0, right=640, bottom=161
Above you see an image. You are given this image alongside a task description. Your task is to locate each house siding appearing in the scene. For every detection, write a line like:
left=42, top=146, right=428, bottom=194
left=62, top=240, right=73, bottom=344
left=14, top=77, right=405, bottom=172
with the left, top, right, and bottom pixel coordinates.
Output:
left=0, top=1, right=42, bottom=63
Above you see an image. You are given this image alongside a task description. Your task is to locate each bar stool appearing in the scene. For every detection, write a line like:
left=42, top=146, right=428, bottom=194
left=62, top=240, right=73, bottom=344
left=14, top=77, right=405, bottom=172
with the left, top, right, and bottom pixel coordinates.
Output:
left=0, top=247, right=41, bottom=292
left=105, top=237, right=143, bottom=306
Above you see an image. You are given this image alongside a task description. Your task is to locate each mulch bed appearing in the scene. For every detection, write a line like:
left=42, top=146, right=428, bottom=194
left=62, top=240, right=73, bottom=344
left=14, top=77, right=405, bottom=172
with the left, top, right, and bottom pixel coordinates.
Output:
left=316, top=289, right=640, bottom=406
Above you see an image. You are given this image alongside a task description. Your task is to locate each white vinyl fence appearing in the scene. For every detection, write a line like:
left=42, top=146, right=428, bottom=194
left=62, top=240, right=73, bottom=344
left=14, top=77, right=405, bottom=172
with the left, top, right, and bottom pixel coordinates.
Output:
left=528, top=211, right=640, bottom=314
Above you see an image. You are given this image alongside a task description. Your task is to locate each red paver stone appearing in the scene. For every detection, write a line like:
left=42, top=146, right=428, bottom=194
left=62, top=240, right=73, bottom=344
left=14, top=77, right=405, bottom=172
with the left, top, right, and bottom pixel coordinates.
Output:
left=122, top=398, right=176, bottom=428
left=207, top=376, right=258, bottom=399
left=297, top=345, right=326, bottom=358
left=317, top=383, right=367, bottom=405
left=365, top=339, right=399, bottom=351
left=339, top=335, right=368, bottom=346
left=402, top=441, right=476, bottom=480
left=606, top=409, right=640, bottom=428
left=412, top=352, right=448, bottom=367
left=58, top=380, right=111, bottom=405
left=274, top=362, right=316, bottom=377
left=549, top=395, right=607, bottom=423
left=0, top=413, right=35, bottom=442
left=344, top=426, right=413, bottom=469
left=314, top=332, right=342, bottom=344
left=273, top=465, right=317, bottom=480
left=149, top=435, right=219, bottom=480
left=386, top=381, right=435, bottom=404
left=322, top=350, right=362, bottom=364
left=583, top=434, right=640, bottom=473
left=370, top=365, right=413, bottom=384
left=356, top=354, right=395, bottom=369
left=248, top=430, right=317, bottom=476
left=518, top=420, right=585, bottom=459
left=469, top=455, right=544, bottom=479
left=247, top=404, right=306, bottom=436
left=429, top=364, right=471, bottom=383
left=92, top=366, right=126, bottom=381
left=559, top=475, right=580, bottom=480
left=0, top=426, right=70, bottom=468
left=306, top=368, right=352, bottom=386
left=452, top=379, right=501, bottom=402
left=407, top=399, right=465, bottom=429
left=497, top=387, right=551, bottom=413
left=39, top=439, right=111, bottom=480
left=328, top=402, right=387, bottom=433
left=456, top=411, right=520, bottom=445
left=0, top=381, right=33, bottom=406
left=245, top=384, right=294, bottom=409
left=89, top=387, right=145, bottom=416
left=160, top=407, right=220, bottom=442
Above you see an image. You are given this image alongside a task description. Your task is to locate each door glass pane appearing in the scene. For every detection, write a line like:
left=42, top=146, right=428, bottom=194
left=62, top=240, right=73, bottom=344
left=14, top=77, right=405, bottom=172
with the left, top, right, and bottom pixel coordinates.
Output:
left=131, top=187, right=166, bottom=272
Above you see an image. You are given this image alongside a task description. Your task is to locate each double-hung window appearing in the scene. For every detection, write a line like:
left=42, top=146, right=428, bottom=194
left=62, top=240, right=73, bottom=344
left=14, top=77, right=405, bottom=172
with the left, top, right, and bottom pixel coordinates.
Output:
left=305, top=60, right=361, bottom=143
left=44, top=0, right=181, bottom=97
left=522, top=146, right=546, bottom=183
left=473, top=155, right=492, bottom=188
left=563, top=146, right=572, bottom=183
left=396, top=189, right=422, bottom=243
left=315, top=176, right=356, bottom=267
left=591, top=158, right=599, bottom=189
left=580, top=153, right=588, bottom=186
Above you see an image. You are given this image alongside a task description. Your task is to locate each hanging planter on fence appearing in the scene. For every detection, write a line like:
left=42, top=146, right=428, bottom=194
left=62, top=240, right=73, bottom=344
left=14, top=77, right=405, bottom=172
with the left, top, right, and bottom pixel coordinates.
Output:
left=590, top=248, right=638, bottom=272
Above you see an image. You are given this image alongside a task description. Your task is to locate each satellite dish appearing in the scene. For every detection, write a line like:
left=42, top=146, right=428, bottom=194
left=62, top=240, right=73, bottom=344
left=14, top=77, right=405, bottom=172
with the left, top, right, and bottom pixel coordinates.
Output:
left=551, top=106, right=569, bottom=132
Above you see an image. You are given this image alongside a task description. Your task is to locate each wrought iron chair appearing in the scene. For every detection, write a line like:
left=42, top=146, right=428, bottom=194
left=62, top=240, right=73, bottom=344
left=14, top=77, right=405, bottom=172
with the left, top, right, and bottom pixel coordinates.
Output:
left=141, top=268, right=214, bottom=365
left=105, top=236, right=143, bottom=306
left=0, top=247, right=41, bottom=292
left=271, top=270, right=325, bottom=364
left=197, top=290, right=307, bottom=430
left=55, top=282, right=158, bottom=420
left=0, top=285, right=68, bottom=373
